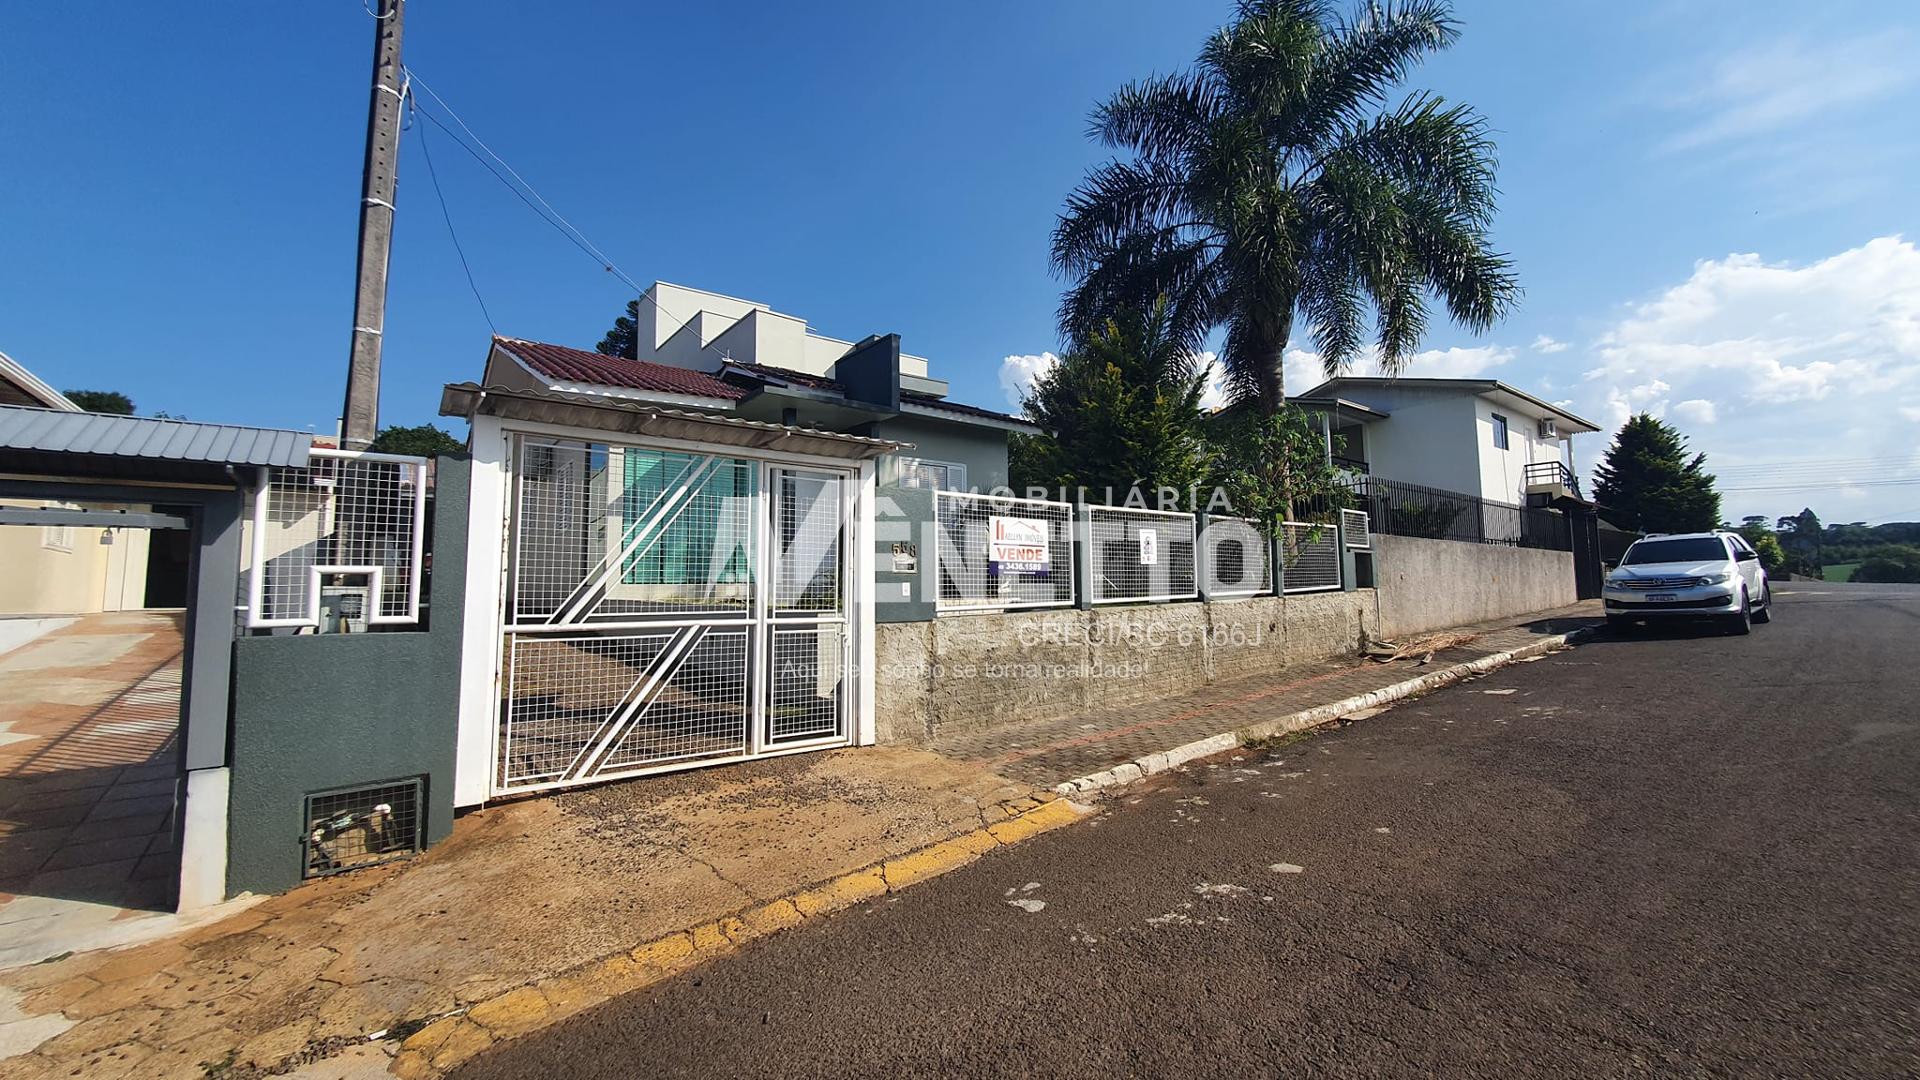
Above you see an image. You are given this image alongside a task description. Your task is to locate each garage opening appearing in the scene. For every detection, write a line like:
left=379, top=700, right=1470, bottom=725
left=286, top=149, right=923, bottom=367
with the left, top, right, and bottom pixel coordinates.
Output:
left=0, top=504, right=188, bottom=916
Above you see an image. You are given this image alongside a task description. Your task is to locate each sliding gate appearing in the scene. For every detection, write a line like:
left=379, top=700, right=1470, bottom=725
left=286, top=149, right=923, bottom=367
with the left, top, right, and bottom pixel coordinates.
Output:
left=496, top=435, right=852, bottom=795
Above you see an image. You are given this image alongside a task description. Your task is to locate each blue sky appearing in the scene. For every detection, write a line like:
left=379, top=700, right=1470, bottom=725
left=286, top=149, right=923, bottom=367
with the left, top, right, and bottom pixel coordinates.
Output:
left=3, top=1, right=1917, bottom=523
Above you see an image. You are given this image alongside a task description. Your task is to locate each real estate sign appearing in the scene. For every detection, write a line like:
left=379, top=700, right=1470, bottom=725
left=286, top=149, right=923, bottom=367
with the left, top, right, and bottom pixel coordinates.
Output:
left=988, top=515, right=1049, bottom=573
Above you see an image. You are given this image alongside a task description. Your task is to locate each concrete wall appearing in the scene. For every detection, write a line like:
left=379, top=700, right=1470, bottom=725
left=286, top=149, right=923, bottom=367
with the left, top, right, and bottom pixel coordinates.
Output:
left=1370, top=534, right=1576, bottom=640
left=224, top=456, right=470, bottom=896
left=875, top=590, right=1376, bottom=743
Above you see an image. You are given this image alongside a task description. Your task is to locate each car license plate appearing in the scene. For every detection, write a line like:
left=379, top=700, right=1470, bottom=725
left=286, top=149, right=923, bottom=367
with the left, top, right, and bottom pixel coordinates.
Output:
left=1647, top=593, right=1678, bottom=602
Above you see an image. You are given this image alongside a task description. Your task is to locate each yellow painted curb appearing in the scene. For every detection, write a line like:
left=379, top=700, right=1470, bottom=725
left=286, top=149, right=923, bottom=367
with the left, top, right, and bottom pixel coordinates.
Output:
left=394, top=797, right=1092, bottom=1076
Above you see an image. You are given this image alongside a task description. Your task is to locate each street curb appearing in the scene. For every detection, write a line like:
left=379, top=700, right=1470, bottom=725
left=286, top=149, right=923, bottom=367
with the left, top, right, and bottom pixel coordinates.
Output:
left=1052, top=626, right=1598, bottom=796
left=388, top=796, right=1095, bottom=1078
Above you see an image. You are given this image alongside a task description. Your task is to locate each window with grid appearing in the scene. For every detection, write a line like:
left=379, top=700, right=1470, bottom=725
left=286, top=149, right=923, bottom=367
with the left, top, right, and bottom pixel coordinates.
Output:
left=897, top=457, right=967, bottom=491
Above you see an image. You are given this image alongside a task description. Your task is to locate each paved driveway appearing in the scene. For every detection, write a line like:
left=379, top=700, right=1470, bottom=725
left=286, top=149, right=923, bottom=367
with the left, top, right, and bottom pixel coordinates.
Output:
left=0, top=611, right=185, bottom=959
left=454, top=581, right=1920, bottom=1079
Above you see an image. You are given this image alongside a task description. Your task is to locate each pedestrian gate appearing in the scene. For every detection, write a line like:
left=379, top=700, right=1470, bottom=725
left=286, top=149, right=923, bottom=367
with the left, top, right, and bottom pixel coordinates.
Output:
left=495, top=435, right=853, bottom=794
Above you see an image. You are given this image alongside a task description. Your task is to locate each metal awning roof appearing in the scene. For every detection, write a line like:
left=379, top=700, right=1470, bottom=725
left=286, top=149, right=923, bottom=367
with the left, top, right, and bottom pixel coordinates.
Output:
left=0, top=405, right=312, bottom=468
left=439, top=383, right=910, bottom=460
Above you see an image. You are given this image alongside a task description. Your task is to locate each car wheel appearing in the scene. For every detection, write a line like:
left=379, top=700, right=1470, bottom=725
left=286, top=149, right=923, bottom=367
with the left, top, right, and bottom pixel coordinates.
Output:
left=1727, top=589, right=1753, bottom=635
left=1751, top=584, right=1773, bottom=624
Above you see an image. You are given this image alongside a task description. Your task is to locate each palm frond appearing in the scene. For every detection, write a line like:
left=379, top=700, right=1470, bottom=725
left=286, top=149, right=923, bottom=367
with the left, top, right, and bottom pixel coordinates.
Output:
left=1051, top=159, right=1203, bottom=275
left=1320, top=92, right=1498, bottom=223
left=1286, top=0, right=1460, bottom=147
left=1090, top=71, right=1224, bottom=163
left=1058, top=233, right=1221, bottom=355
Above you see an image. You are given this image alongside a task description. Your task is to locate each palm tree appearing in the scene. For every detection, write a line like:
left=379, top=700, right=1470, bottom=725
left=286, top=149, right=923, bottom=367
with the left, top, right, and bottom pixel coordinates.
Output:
left=1052, top=0, right=1518, bottom=413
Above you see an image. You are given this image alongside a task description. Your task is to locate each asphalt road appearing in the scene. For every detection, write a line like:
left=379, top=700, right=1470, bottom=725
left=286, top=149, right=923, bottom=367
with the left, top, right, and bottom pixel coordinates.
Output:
left=455, top=582, right=1920, bottom=1079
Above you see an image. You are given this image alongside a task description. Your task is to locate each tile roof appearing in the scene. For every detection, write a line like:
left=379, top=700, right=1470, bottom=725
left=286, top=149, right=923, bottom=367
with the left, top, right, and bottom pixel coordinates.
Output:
left=722, top=362, right=845, bottom=392
left=0, top=405, right=312, bottom=467
left=499, top=338, right=1034, bottom=429
left=495, top=338, right=747, bottom=401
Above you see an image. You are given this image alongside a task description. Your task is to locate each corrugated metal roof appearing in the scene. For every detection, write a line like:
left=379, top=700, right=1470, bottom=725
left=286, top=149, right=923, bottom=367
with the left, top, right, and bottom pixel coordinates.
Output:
left=439, top=383, right=909, bottom=461
left=0, top=405, right=312, bottom=467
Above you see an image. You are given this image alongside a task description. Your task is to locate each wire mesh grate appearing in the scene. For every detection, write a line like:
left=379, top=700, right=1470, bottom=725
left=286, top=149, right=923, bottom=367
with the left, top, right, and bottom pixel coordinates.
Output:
left=1340, top=508, right=1371, bottom=549
left=1089, top=506, right=1198, bottom=604
left=775, top=471, right=843, bottom=614
left=512, top=440, right=758, bottom=624
left=934, top=491, right=1073, bottom=612
left=1202, top=516, right=1271, bottom=597
left=250, top=449, right=427, bottom=627
left=1279, top=521, right=1342, bottom=593
left=769, top=626, right=845, bottom=744
left=303, top=778, right=422, bottom=878
left=601, top=629, right=750, bottom=771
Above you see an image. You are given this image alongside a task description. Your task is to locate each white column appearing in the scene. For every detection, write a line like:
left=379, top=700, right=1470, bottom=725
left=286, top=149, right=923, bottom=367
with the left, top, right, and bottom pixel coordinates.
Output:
left=853, top=459, right=877, bottom=747
left=454, top=416, right=510, bottom=807
left=177, top=767, right=230, bottom=911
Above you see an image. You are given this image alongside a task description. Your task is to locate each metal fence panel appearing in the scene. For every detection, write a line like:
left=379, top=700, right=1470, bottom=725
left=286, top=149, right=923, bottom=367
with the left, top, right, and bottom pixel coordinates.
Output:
left=934, top=491, right=1074, bottom=612
left=247, top=448, right=429, bottom=628
left=1279, top=521, right=1341, bottom=593
left=1348, top=475, right=1571, bottom=552
left=1201, top=515, right=1270, bottom=598
left=1089, top=505, right=1198, bottom=604
left=1339, top=508, right=1371, bottom=550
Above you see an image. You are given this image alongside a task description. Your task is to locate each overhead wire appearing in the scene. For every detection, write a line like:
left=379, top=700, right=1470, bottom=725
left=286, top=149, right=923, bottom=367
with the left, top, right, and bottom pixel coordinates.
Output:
left=409, top=93, right=497, bottom=335
left=404, top=67, right=674, bottom=358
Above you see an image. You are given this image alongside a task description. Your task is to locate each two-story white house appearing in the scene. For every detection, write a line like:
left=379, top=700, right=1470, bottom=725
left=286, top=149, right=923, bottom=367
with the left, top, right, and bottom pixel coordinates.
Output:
left=1296, top=377, right=1601, bottom=508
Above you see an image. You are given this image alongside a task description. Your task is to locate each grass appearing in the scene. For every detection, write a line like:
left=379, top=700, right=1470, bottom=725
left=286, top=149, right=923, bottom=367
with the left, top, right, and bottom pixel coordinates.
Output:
left=1823, top=562, right=1861, bottom=583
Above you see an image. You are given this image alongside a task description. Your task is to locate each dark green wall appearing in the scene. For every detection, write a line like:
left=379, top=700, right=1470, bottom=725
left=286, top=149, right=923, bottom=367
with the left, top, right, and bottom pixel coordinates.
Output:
left=876, top=484, right=935, bottom=623
left=224, top=455, right=470, bottom=896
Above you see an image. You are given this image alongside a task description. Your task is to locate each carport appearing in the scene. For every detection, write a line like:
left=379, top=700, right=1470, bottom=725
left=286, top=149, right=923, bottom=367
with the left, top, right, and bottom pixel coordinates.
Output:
left=0, top=404, right=310, bottom=915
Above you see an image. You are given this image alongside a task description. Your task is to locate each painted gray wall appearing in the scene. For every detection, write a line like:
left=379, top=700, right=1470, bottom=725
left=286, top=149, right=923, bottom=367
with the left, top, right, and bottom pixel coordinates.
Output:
left=224, top=456, right=470, bottom=896
left=1369, top=534, right=1576, bottom=639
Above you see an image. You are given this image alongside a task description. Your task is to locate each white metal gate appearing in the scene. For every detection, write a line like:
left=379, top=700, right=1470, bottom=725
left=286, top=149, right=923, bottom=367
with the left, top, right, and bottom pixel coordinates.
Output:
left=494, top=435, right=853, bottom=795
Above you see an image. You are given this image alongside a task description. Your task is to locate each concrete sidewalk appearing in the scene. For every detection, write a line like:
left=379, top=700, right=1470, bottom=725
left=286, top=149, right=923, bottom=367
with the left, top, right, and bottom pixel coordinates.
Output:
left=0, top=748, right=1058, bottom=1079
left=0, top=601, right=1601, bottom=1079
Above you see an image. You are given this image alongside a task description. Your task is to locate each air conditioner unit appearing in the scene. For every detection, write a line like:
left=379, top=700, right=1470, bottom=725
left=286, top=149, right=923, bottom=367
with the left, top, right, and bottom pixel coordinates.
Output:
left=1537, top=418, right=1558, bottom=439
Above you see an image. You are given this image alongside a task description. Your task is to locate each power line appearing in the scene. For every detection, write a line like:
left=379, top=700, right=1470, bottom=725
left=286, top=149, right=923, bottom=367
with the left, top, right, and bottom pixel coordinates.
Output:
left=1719, top=477, right=1920, bottom=493
left=404, top=68, right=702, bottom=363
left=410, top=96, right=496, bottom=335
left=405, top=71, right=632, bottom=290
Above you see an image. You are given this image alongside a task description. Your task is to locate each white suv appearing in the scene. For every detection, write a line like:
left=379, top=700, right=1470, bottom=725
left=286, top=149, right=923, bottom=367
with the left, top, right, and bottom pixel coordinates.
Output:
left=1604, top=530, right=1772, bottom=635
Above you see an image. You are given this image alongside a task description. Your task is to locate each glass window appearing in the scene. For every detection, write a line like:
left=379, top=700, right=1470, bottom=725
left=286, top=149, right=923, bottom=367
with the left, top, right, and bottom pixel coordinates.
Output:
left=898, top=458, right=967, bottom=491
left=1622, top=537, right=1730, bottom=564
left=1491, top=413, right=1510, bottom=450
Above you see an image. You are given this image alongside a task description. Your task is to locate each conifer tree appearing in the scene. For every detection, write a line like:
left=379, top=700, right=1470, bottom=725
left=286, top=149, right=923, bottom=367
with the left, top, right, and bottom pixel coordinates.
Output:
left=1592, top=413, right=1720, bottom=533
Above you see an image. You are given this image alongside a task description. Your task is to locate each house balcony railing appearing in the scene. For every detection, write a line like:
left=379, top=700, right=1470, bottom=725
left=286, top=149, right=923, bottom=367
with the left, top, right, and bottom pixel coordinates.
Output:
left=1523, top=460, right=1581, bottom=499
left=1330, top=454, right=1370, bottom=475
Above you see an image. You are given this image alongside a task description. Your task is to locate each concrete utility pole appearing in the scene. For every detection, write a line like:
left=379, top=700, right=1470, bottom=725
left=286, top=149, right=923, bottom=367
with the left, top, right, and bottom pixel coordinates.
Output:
left=339, top=0, right=406, bottom=450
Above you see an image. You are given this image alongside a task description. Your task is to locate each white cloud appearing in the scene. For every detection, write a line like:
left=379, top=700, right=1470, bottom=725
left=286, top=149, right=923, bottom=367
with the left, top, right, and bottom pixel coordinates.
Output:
left=1281, top=343, right=1514, bottom=390
left=998, top=351, right=1057, bottom=410
left=1404, top=345, right=1515, bottom=379
left=1531, top=334, right=1569, bottom=354
left=1194, top=351, right=1231, bottom=412
left=1660, top=33, right=1916, bottom=151
left=1672, top=398, right=1718, bottom=425
left=1570, top=235, right=1920, bottom=520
